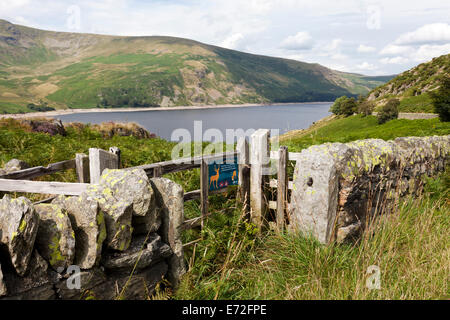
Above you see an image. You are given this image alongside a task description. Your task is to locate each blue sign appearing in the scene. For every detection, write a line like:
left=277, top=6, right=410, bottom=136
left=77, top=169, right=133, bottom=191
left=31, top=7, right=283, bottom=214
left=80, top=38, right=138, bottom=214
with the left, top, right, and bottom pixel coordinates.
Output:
left=208, top=155, right=239, bottom=191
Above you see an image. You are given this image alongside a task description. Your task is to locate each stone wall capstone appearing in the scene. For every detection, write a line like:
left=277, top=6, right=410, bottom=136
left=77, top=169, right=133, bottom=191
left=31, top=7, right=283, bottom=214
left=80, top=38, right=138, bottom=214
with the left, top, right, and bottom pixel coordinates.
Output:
left=289, top=135, right=449, bottom=244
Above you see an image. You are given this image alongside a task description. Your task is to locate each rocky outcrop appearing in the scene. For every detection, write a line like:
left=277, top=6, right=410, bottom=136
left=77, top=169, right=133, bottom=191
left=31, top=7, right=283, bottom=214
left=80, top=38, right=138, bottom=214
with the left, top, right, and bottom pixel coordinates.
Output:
left=34, top=204, right=76, bottom=271
left=0, top=195, right=39, bottom=276
left=22, top=118, right=66, bottom=136
left=289, top=135, right=450, bottom=244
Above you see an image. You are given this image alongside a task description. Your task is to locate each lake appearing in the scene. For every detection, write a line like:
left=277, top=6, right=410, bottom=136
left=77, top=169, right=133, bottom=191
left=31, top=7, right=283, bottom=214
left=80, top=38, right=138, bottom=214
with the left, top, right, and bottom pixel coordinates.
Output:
left=57, top=102, right=332, bottom=142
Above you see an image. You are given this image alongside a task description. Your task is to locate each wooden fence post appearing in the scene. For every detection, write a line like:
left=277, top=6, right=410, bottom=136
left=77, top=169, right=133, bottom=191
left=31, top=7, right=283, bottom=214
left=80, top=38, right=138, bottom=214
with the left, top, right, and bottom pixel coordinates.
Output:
left=89, top=148, right=120, bottom=184
left=250, top=129, right=270, bottom=229
left=109, top=147, right=122, bottom=169
left=153, top=166, right=162, bottom=178
left=200, top=159, right=209, bottom=228
left=237, top=137, right=250, bottom=215
left=75, top=153, right=90, bottom=183
left=276, top=146, right=288, bottom=231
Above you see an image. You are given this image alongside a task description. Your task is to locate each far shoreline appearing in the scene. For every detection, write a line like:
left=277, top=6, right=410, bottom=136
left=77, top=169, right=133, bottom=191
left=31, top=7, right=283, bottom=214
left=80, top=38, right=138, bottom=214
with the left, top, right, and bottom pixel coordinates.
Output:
left=0, top=101, right=333, bottom=119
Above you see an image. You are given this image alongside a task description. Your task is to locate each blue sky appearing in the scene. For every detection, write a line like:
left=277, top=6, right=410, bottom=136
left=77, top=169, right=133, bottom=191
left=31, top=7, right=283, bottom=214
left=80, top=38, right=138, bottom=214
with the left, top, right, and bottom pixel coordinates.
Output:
left=1, top=0, right=449, bottom=76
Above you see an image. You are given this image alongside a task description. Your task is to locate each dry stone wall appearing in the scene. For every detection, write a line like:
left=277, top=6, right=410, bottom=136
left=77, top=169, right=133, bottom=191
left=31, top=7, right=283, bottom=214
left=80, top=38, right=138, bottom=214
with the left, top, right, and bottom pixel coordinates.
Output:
left=0, top=169, right=186, bottom=300
left=289, top=135, right=449, bottom=244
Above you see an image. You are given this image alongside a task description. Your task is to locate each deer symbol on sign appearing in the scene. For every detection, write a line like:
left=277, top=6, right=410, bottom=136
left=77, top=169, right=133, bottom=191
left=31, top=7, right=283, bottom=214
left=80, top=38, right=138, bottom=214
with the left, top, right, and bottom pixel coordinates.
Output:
left=210, top=165, right=220, bottom=189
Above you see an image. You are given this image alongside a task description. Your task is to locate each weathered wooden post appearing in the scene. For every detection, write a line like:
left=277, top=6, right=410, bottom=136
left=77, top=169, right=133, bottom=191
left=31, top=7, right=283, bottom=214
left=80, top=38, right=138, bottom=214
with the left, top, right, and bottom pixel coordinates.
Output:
left=89, top=147, right=120, bottom=184
left=109, top=147, right=121, bottom=169
left=75, top=153, right=90, bottom=183
left=276, top=146, right=288, bottom=231
left=200, top=159, right=209, bottom=228
left=153, top=165, right=163, bottom=178
left=250, top=129, right=270, bottom=229
left=237, top=137, right=250, bottom=215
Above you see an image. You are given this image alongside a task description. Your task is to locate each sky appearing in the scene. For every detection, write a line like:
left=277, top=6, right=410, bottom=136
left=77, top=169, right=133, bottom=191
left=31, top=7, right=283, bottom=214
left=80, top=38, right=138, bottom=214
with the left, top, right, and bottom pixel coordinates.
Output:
left=1, top=0, right=449, bottom=76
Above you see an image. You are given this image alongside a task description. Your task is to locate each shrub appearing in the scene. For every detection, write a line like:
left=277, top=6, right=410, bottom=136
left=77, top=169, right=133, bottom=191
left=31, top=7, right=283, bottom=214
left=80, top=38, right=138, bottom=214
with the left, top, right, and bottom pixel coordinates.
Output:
left=340, top=97, right=357, bottom=116
left=377, top=99, right=399, bottom=124
left=358, top=100, right=375, bottom=117
left=329, top=96, right=348, bottom=115
left=431, top=77, right=450, bottom=122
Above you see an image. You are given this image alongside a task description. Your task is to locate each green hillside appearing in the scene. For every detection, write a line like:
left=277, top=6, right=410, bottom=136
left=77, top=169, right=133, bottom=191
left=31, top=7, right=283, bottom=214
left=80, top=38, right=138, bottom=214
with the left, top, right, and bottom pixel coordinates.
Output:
left=366, top=54, right=450, bottom=112
left=0, top=19, right=391, bottom=114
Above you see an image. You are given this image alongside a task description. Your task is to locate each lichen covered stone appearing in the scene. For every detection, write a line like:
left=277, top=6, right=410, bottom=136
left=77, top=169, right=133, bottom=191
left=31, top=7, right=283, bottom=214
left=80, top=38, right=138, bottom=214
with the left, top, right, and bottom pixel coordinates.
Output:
left=0, top=195, right=39, bottom=276
left=99, top=168, right=155, bottom=217
left=53, top=194, right=107, bottom=269
left=34, top=203, right=75, bottom=271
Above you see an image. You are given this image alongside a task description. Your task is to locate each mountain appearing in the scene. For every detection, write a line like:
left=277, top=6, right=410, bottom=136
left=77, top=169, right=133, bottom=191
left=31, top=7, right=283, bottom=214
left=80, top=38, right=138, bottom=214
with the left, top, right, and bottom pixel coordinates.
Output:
left=0, top=19, right=392, bottom=114
left=366, top=54, right=450, bottom=113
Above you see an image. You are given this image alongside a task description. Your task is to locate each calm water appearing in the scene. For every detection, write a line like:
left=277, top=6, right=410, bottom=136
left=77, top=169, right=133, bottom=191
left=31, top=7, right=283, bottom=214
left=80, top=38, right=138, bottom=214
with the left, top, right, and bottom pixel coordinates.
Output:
left=57, top=102, right=332, bottom=142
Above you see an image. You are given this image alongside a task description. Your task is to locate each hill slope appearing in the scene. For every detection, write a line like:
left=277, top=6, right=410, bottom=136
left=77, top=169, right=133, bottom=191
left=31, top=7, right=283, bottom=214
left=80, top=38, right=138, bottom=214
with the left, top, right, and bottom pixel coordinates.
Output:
left=0, top=19, right=391, bottom=114
left=366, top=54, right=450, bottom=112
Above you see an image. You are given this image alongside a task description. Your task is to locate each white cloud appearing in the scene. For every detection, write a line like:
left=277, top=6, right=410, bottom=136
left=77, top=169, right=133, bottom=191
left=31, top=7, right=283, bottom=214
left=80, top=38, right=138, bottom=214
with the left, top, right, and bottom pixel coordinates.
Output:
left=394, top=23, right=450, bottom=45
left=221, top=33, right=245, bottom=50
left=380, top=56, right=410, bottom=64
left=356, top=62, right=377, bottom=71
left=411, top=43, right=450, bottom=62
left=280, top=31, right=314, bottom=50
left=357, top=44, right=376, bottom=53
left=379, top=44, right=412, bottom=55
left=378, top=23, right=450, bottom=68
left=326, top=38, right=343, bottom=51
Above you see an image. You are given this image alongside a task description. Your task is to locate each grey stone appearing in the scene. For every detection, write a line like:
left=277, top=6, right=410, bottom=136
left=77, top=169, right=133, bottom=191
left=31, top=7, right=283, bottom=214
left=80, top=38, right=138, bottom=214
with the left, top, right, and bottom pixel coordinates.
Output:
left=0, top=195, right=39, bottom=276
left=132, top=206, right=161, bottom=235
left=55, top=262, right=167, bottom=300
left=53, top=194, right=107, bottom=269
left=99, top=169, right=155, bottom=217
left=0, top=263, right=6, bottom=297
left=1, top=250, right=52, bottom=298
left=85, top=184, right=133, bottom=252
left=2, top=159, right=30, bottom=174
left=150, top=177, right=186, bottom=288
left=336, top=221, right=362, bottom=243
left=289, top=144, right=340, bottom=244
left=101, top=233, right=172, bottom=272
left=34, top=203, right=76, bottom=271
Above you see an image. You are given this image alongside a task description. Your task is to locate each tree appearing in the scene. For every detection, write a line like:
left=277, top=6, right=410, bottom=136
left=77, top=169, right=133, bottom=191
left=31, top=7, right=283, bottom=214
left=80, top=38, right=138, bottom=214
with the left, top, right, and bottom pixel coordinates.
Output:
left=377, top=98, right=399, bottom=124
left=329, top=96, right=348, bottom=115
left=358, top=100, right=375, bottom=117
left=431, top=77, right=450, bottom=122
left=340, top=97, right=357, bottom=116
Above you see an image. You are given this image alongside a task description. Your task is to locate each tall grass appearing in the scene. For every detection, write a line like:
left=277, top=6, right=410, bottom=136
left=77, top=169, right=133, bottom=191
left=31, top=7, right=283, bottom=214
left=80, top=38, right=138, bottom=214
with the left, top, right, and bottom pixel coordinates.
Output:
left=175, top=171, right=449, bottom=300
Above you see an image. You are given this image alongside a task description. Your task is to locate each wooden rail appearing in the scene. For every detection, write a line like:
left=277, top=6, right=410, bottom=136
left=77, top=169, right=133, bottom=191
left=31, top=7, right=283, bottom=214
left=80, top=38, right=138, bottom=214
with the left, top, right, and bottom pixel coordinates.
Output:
left=127, top=152, right=239, bottom=177
left=0, top=179, right=88, bottom=196
left=0, top=159, right=76, bottom=180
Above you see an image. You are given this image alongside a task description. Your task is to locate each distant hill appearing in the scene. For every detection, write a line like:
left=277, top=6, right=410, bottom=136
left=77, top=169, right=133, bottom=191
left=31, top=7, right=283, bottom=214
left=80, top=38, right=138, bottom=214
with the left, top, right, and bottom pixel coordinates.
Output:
left=0, top=19, right=392, bottom=114
left=366, top=54, right=450, bottom=113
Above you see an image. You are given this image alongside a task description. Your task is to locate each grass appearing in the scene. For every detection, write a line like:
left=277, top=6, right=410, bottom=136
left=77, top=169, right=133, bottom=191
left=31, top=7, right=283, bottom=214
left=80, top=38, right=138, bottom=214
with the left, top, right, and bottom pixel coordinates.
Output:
left=398, top=93, right=434, bottom=113
left=280, top=115, right=450, bottom=152
left=175, top=169, right=449, bottom=300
